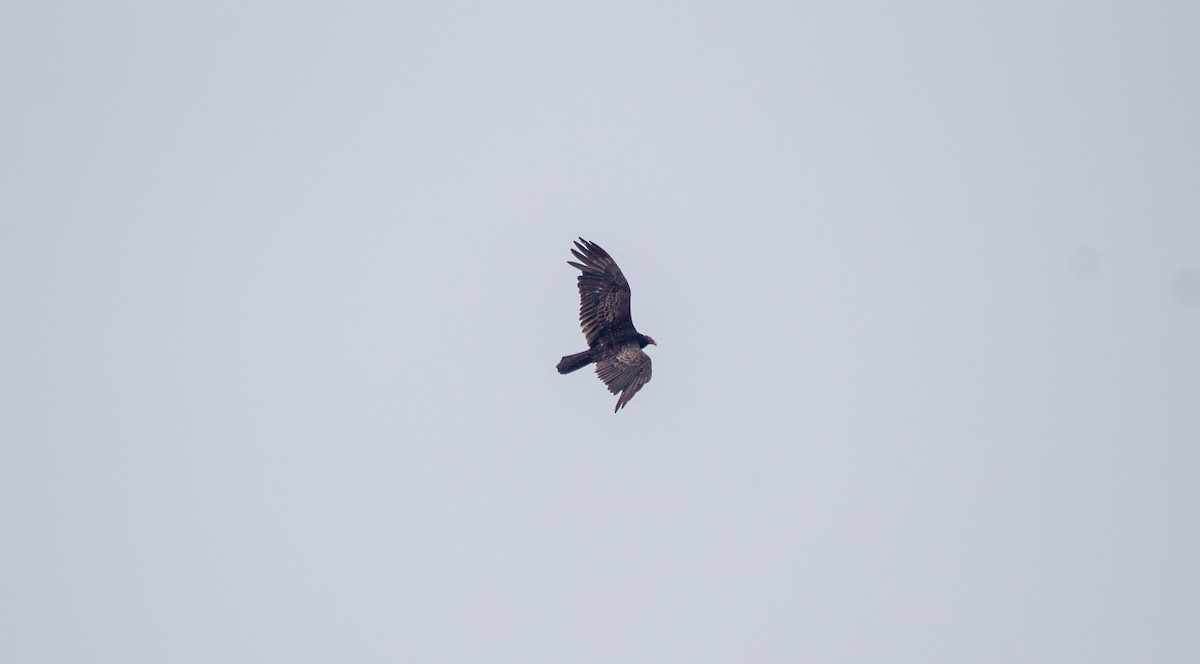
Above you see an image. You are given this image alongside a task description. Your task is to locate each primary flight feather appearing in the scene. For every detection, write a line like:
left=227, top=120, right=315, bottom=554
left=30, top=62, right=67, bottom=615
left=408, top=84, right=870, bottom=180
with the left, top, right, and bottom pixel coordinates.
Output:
left=557, top=238, right=656, bottom=412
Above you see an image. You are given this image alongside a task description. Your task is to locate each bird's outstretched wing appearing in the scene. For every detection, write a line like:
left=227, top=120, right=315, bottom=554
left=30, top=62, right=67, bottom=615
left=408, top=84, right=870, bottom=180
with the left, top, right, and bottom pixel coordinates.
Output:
left=568, top=238, right=633, bottom=346
left=596, top=344, right=653, bottom=412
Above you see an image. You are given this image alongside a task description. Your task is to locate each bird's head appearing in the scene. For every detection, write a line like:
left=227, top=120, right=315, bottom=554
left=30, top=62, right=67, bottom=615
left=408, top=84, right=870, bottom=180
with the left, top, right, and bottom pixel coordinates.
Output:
left=642, top=335, right=657, bottom=347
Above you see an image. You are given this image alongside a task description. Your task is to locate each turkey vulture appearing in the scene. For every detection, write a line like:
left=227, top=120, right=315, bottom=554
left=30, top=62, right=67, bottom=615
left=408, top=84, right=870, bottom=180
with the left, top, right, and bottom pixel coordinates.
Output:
left=557, top=238, right=656, bottom=412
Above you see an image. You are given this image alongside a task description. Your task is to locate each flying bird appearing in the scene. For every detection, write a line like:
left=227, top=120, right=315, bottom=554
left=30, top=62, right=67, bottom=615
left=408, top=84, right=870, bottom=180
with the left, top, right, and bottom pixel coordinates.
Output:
left=557, top=238, right=656, bottom=412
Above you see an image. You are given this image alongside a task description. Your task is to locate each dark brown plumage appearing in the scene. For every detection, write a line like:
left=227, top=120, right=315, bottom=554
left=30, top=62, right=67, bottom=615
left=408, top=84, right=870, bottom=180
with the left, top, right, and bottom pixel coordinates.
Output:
left=557, top=238, right=656, bottom=412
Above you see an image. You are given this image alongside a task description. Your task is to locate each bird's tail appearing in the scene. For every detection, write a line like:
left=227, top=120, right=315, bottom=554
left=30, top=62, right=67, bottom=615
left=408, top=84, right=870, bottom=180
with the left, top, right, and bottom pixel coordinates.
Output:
left=557, top=349, right=593, bottom=374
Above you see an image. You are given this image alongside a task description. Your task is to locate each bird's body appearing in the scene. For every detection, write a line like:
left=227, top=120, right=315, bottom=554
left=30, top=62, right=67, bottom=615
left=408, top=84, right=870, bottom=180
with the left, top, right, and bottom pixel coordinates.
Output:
left=558, top=238, right=655, bottom=412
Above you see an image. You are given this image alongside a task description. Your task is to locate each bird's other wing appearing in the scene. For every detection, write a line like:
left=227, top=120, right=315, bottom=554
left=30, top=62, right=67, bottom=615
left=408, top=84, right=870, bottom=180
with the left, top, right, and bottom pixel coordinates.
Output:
left=568, top=238, right=633, bottom=346
left=595, top=344, right=653, bottom=412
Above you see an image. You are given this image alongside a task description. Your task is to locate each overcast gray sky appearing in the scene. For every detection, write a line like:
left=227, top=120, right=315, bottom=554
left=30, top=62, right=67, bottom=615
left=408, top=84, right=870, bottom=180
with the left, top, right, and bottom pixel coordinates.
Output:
left=3, top=1, right=1198, bottom=661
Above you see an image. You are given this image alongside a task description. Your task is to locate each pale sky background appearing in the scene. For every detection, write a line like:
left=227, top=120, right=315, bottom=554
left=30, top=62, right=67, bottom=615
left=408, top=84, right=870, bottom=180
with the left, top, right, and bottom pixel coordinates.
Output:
left=3, top=1, right=1198, bottom=662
